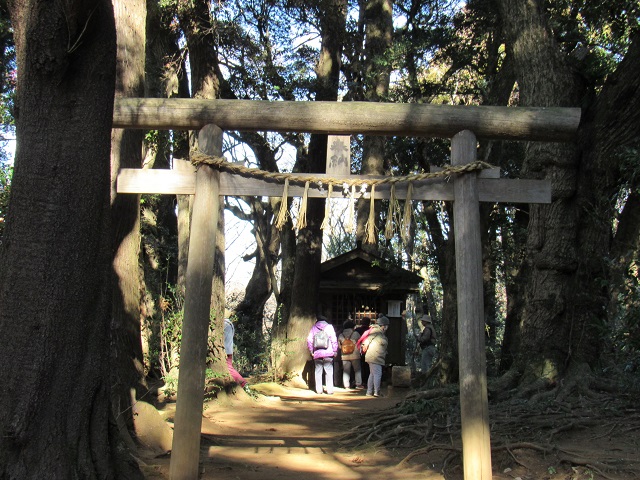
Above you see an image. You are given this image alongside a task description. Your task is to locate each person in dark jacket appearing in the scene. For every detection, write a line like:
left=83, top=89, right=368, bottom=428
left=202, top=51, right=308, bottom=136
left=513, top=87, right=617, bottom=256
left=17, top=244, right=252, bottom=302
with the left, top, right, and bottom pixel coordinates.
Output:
left=307, top=315, right=339, bottom=394
left=354, top=317, right=371, bottom=336
left=417, top=314, right=437, bottom=373
left=354, top=316, right=372, bottom=384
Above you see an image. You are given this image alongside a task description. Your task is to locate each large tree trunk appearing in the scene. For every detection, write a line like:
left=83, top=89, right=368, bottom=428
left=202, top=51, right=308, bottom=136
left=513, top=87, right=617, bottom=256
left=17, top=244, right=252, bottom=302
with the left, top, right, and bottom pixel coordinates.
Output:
left=571, top=32, right=640, bottom=359
left=147, top=6, right=193, bottom=295
left=498, top=0, right=585, bottom=382
left=110, top=0, right=148, bottom=449
left=144, top=0, right=191, bottom=375
left=0, top=0, right=140, bottom=477
left=609, top=188, right=640, bottom=343
left=273, top=136, right=305, bottom=335
left=178, top=0, right=228, bottom=375
left=228, top=131, right=282, bottom=364
left=499, top=205, right=529, bottom=373
left=281, top=190, right=326, bottom=380
left=281, top=0, right=346, bottom=381
left=143, top=0, right=187, bottom=297
left=355, top=0, right=393, bottom=252
left=274, top=215, right=296, bottom=329
left=423, top=201, right=459, bottom=383
left=232, top=195, right=280, bottom=364
left=499, top=1, right=640, bottom=384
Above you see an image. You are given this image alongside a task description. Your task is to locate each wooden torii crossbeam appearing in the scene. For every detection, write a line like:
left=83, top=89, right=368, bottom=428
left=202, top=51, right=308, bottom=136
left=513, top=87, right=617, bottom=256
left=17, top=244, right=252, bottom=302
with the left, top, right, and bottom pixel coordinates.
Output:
left=115, top=98, right=579, bottom=480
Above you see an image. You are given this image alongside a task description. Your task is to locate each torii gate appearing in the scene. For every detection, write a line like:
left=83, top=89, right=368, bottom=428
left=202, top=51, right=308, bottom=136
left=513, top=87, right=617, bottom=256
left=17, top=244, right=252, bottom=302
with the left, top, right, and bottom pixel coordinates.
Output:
left=114, top=98, right=580, bottom=480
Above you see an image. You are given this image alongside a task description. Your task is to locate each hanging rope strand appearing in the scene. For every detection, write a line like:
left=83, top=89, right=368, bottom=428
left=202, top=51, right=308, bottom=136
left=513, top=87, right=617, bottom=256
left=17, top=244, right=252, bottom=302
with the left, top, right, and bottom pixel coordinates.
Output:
left=320, top=183, right=334, bottom=231
left=296, top=181, right=310, bottom=230
left=275, top=178, right=290, bottom=230
left=346, top=185, right=356, bottom=234
left=385, top=184, right=397, bottom=240
left=364, top=185, right=377, bottom=244
left=401, top=182, right=414, bottom=244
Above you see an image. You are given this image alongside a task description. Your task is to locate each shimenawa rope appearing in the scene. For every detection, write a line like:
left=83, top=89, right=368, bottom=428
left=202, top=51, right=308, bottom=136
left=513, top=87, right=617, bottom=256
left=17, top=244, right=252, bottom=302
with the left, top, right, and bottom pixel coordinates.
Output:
left=190, top=150, right=492, bottom=243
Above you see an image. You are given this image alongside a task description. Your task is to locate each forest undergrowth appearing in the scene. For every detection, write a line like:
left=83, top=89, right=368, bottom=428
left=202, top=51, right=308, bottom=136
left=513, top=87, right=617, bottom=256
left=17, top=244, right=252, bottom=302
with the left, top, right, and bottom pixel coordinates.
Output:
left=340, top=362, right=640, bottom=479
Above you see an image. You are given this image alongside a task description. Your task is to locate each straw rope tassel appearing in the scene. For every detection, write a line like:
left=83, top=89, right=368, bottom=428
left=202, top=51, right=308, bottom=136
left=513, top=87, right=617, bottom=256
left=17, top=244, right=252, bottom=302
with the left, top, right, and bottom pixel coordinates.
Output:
left=275, top=178, right=289, bottom=230
left=320, top=183, right=333, bottom=231
left=364, top=185, right=376, bottom=244
left=296, top=181, right=310, bottom=230
left=385, top=184, right=397, bottom=240
left=346, top=185, right=356, bottom=234
left=401, top=182, right=413, bottom=243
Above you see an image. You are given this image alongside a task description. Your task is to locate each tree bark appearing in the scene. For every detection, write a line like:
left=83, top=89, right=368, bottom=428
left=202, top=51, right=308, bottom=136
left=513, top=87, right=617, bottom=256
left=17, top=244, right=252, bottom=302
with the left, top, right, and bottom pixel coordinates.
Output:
left=571, top=32, right=640, bottom=359
left=281, top=0, right=346, bottom=380
left=227, top=130, right=283, bottom=363
left=499, top=205, right=529, bottom=373
left=355, top=0, right=393, bottom=252
left=145, top=0, right=192, bottom=295
left=232, top=196, right=280, bottom=363
left=178, top=0, right=228, bottom=375
left=499, top=2, right=640, bottom=382
left=0, top=0, right=140, bottom=477
left=144, top=0, right=188, bottom=300
left=110, top=0, right=148, bottom=449
left=609, top=188, right=640, bottom=342
left=498, top=0, right=585, bottom=382
left=423, top=201, right=459, bottom=383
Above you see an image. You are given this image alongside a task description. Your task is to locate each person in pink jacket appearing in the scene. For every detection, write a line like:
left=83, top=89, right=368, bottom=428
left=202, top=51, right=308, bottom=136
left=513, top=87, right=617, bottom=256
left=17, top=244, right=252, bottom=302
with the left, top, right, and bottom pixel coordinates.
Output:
left=307, top=315, right=338, bottom=395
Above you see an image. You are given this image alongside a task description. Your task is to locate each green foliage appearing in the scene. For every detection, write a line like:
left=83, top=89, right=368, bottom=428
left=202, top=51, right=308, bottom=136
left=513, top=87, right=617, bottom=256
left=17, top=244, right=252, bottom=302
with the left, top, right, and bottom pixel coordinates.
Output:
left=617, top=146, right=640, bottom=194
left=162, top=371, right=178, bottom=397
left=140, top=193, right=178, bottom=266
left=144, top=130, right=160, bottom=149
left=0, top=10, right=16, bottom=127
left=541, top=0, right=639, bottom=94
left=232, top=321, right=271, bottom=375
left=157, top=284, right=184, bottom=378
left=0, top=161, right=11, bottom=240
left=206, top=368, right=226, bottom=380
left=267, top=335, right=300, bottom=383
left=324, top=228, right=356, bottom=259
left=608, top=146, right=640, bottom=370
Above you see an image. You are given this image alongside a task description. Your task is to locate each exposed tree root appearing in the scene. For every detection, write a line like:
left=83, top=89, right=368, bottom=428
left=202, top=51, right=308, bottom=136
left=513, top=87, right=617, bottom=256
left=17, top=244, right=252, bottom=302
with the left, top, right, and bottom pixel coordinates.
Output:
left=397, top=444, right=461, bottom=468
left=343, top=365, right=640, bottom=478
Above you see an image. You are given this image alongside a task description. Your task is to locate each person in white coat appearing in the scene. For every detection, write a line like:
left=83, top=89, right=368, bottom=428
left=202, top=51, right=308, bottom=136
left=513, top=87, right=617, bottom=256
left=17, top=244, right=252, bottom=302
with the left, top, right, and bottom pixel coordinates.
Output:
left=361, top=316, right=389, bottom=397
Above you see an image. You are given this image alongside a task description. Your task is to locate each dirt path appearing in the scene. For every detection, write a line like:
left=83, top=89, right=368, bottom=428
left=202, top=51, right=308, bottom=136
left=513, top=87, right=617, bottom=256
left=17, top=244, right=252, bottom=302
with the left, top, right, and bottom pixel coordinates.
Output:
left=142, top=383, right=443, bottom=480
left=140, top=382, right=640, bottom=480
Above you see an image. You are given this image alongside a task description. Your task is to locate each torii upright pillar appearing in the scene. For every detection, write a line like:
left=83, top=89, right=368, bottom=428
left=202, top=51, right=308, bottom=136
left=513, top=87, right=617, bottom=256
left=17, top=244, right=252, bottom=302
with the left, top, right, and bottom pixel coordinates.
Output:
left=169, top=124, right=222, bottom=480
left=452, top=130, right=492, bottom=478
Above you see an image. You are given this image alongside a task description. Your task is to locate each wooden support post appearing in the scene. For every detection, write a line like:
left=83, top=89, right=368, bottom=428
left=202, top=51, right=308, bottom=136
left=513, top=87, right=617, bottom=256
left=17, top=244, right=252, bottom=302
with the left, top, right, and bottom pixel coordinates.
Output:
left=169, top=124, right=223, bottom=480
left=452, top=130, right=492, bottom=479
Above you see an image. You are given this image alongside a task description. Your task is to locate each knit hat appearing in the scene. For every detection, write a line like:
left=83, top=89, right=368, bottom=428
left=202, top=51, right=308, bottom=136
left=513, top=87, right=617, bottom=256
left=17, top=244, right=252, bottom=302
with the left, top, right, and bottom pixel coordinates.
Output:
left=376, top=316, right=390, bottom=326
